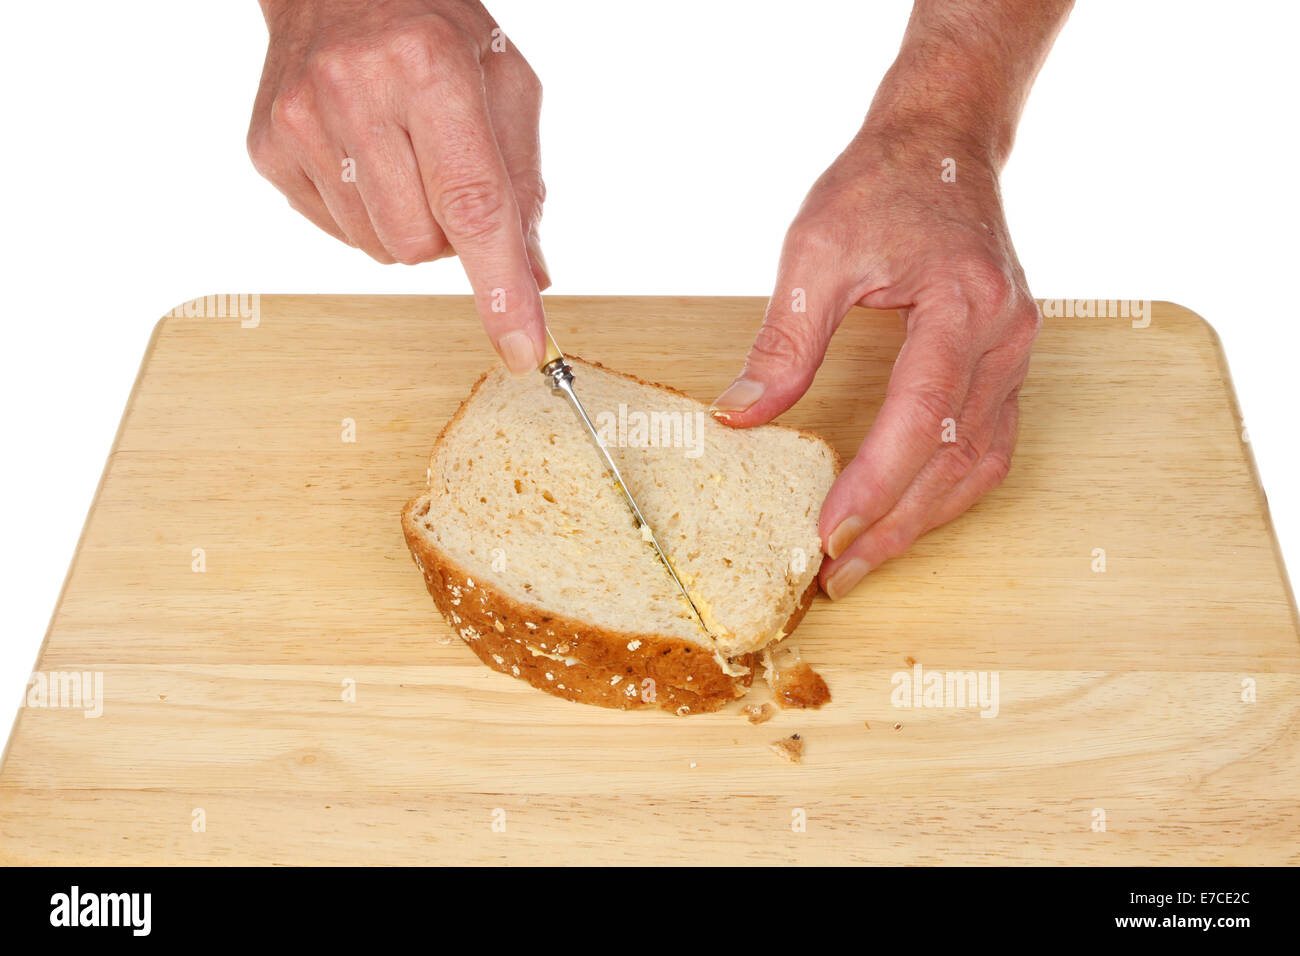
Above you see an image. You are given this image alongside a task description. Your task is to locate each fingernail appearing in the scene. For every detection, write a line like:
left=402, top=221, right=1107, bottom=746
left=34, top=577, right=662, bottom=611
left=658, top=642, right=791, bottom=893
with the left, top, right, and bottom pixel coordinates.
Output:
left=825, top=558, right=869, bottom=602
left=710, top=378, right=764, bottom=414
left=826, top=515, right=866, bottom=560
left=499, top=329, right=540, bottom=376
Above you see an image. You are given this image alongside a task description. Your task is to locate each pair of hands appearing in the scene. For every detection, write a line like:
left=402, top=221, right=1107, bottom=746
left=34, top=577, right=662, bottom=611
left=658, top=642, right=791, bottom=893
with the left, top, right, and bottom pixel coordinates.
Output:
left=248, top=0, right=1041, bottom=601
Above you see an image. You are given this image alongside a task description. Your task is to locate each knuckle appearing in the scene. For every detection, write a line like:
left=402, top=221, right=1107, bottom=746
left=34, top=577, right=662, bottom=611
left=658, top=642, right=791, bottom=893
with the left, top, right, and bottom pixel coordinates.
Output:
left=873, top=525, right=913, bottom=562
left=902, top=379, right=960, bottom=431
left=436, top=179, right=507, bottom=242
left=513, top=168, right=547, bottom=214
left=937, top=430, right=985, bottom=480
left=851, top=471, right=890, bottom=515
left=245, top=124, right=276, bottom=174
left=749, top=317, right=822, bottom=373
left=504, top=56, right=543, bottom=102
left=386, top=18, right=471, bottom=79
left=385, top=29, right=437, bottom=77
left=1006, top=302, right=1042, bottom=350
left=783, top=219, right=839, bottom=262
left=306, top=48, right=360, bottom=92
left=984, top=450, right=1013, bottom=487
left=269, top=87, right=315, bottom=137
left=959, top=258, right=1017, bottom=314
left=363, top=244, right=397, bottom=265
left=387, top=233, right=446, bottom=265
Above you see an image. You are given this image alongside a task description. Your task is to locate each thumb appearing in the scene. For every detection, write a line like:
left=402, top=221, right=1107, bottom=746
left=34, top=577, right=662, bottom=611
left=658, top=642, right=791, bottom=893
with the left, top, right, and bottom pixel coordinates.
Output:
left=525, top=225, right=551, bottom=292
left=710, top=251, right=849, bottom=428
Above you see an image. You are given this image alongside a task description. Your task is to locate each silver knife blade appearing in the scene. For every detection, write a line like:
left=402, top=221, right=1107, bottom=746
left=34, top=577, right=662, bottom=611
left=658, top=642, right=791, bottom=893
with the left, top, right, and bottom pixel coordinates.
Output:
left=539, top=333, right=711, bottom=638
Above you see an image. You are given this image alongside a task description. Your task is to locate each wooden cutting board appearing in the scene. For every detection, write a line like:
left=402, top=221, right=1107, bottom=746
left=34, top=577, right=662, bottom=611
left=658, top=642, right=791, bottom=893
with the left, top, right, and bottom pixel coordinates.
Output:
left=2, top=295, right=1297, bottom=865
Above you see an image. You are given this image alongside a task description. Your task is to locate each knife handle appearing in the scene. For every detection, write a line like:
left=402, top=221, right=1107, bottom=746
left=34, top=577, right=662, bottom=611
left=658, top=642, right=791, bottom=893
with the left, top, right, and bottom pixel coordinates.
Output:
left=539, top=328, right=564, bottom=371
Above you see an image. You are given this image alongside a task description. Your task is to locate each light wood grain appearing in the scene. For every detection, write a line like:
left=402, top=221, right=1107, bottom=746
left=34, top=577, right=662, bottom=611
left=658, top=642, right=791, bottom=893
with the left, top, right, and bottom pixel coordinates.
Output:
left=1, top=295, right=1296, bottom=865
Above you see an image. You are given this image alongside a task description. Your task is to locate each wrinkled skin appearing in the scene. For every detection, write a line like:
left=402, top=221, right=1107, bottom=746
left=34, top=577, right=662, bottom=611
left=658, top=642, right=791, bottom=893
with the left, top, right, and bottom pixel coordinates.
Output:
left=711, top=122, right=1041, bottom=601
left=248, top=0, right=1073, bottom=600
left=713, top=0, right=1073, bottom=600
left=248, top=0, right=548, bottom=372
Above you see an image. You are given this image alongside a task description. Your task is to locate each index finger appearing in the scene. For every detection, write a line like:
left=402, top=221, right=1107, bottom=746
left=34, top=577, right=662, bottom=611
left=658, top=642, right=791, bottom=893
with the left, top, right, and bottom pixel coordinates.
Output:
left=405, top=73, right=545, bottom=374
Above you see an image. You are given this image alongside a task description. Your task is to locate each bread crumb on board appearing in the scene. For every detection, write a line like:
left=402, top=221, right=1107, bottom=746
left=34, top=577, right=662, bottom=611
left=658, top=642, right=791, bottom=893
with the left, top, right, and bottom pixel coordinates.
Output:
left=743, top=703, right=775, bottom=724
left=761, top=644, right=831, bottom=709
left=769, top=733, right=803, bottom=764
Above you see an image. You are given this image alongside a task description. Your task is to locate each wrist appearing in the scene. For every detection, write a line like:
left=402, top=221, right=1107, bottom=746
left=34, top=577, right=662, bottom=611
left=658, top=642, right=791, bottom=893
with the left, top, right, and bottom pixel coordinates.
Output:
left=863, top=0, right=1074, bottom=172
left=849, top=107, right=1003, bottom=199
left=863, top=55, right=1017, bottom=173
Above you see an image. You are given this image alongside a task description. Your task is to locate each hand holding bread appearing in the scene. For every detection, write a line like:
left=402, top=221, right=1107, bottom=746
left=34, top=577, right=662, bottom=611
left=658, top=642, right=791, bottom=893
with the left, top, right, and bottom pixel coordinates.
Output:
left=710, top=0, right=1070, bottom=600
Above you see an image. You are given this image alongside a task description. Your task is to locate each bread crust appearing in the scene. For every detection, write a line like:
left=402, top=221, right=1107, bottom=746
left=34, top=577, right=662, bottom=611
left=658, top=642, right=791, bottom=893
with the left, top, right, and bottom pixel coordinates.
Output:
left=401, top=357, right=836, bottom=715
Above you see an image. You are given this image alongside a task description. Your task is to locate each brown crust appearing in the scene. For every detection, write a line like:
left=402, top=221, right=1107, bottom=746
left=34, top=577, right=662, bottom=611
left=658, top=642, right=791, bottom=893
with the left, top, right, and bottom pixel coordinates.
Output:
left=768, top=659, right=832, bottom=709
left=400, top=357, right=836, bottom=715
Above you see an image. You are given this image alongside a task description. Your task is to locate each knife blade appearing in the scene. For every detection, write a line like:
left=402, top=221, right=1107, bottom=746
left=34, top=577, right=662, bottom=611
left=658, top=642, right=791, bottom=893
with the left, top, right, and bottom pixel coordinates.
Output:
left=538, top=330, right=711, bottom=638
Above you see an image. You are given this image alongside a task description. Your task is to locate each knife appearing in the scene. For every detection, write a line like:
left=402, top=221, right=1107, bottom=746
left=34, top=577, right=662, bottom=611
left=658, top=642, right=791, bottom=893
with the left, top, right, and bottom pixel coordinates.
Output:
left=538, top=330, right=711, bottom=637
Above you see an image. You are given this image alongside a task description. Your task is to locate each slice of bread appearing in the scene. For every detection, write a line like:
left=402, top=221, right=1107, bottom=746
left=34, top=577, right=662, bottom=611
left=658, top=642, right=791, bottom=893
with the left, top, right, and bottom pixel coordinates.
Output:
left=401, top=357, right=839, bottom=714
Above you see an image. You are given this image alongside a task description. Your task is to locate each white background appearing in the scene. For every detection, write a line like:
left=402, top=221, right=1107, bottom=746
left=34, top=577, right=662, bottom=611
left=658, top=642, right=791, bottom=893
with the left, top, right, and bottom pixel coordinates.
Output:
left=1, top=1, right=1297, bottom=711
